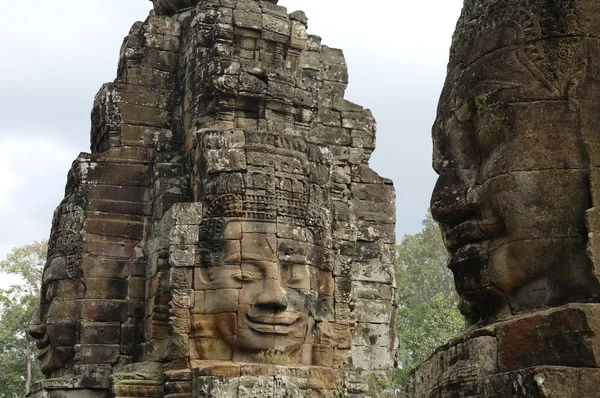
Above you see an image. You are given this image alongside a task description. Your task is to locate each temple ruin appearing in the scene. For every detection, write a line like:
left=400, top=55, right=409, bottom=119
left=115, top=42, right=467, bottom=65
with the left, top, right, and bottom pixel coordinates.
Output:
left=406, top=0, right=600, bottom=396
left=28, top=0, right=397, bottom=397
left=29, top=0, right=600, bottom=397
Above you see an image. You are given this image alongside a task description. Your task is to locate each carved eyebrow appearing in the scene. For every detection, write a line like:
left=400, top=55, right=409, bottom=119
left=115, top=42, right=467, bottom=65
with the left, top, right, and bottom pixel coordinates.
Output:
left=223, top=254, right=241, bottom=264
left=231, top=271, right=258, bottom=282
left=240, top=253, right=277, bottom=263
left=279, top=254, right=310, bottom=264
left=286, top=274, right=307, bottom=284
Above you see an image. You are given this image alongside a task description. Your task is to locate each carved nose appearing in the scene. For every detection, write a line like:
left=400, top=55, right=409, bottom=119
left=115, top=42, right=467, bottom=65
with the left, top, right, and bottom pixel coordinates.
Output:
left=28, top=323, right=46, bottom=341
left=257, top=279, right=288, bottom=310
left=431, top=169, right=479, bottom=225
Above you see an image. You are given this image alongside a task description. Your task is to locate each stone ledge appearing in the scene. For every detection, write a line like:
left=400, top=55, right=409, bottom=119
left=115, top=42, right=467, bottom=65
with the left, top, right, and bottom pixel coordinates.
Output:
left=404, top=303, right=600, bottom=397
left=152, top=0, right=279, bottom=16
left=484, top=366, right=600, bottom=398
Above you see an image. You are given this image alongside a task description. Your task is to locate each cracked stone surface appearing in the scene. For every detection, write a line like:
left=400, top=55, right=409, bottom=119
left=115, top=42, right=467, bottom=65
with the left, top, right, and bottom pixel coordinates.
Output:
left=404, top=1, right=600, bottom=396
left=27, top=1, right=397, bottom=397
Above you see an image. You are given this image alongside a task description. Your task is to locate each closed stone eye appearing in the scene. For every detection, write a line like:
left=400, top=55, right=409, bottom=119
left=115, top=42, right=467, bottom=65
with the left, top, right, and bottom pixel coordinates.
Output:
left=231, top=271, right=257, bottom=282
left=286, top=275, right=307, bottom=286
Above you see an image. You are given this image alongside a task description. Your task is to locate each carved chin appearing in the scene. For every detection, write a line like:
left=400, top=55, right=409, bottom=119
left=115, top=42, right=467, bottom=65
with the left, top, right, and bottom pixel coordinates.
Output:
left=38, top=345, right=63, bottom=376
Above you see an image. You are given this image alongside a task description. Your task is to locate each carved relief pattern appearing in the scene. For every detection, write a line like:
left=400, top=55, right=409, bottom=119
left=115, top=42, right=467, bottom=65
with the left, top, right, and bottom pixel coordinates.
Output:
left=28, top=1, right=396, bottom=397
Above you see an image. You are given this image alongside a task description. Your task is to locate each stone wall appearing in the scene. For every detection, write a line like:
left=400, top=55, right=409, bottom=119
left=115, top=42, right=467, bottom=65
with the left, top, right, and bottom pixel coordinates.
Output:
left=28, top=1, right=397, bottom=397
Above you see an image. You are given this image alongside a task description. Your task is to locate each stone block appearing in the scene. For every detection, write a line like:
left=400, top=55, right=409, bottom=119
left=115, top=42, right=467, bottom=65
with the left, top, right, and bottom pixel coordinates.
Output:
left=75, top=344, right=120, bottom=365
left=46, top=279, right=85, bottom=301
left=170, top=309, right=191, bottom=334
left=192, top=337, right=234, bottom=361
left=262, top=14, right=290, bottom=35
left=484, top=367, right=600, bottom=398
left=170, top=224, right=200, bottom=245
left=84, top=234, right=138, bottom=258
left=233, top=10, right=262, bottom=30
left=128, top=276, right=146, bottom=299
left=170, top=245, right=196, bottom=267
left=45, top=323, right=77, bottom=347
left=200, top=148, right=247, bottom=174
left=352, top=281, right=394, bottom=301
left=81, top=257, right=130, bottom=279
left=171, top=203, right=204, bottom=225
left=84, top=278, right=128, bottom=300
left=353, top=323, right=393, bottom=348
left=315, top=295, right=335, bottom=321
left=290, top=21, right=308, bottom=50
left=29, top=389, right=109, bottom=398
left=170, top=268, right=194, bottom=290
left=356, top=222, right=396, bottom=244
left=497, top=304, right=600, bottom=371
left=310, top=268, right=334, bottom=296
left=203, top=289, right=240, bottom=313
left=409, top=335, right=497, bottom=397
left=308, top=368, right=340, bottom=391
left=80, top=322, right=121, bottom=345
left=351, top=262, right=394, bottom=284
left=81, top=300, right=128, bottom=322
left=355, top=299, right=393, bottom=324
left=354, top=200, right=395, bottom=223
left=352, top=345, right=395, bottom=371
left=47, top=300, right=81, bottom=319
left=172, top=289, right=194, bottom=309
left=88, top=198, right=153, bottom=216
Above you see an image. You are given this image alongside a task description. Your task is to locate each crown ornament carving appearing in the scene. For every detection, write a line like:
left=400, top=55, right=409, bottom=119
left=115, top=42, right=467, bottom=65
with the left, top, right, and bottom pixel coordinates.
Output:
left=202, top=193, right=331, bottom=228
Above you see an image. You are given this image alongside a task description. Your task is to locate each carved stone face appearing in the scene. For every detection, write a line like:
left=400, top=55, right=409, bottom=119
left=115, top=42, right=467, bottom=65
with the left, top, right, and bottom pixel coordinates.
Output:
left=193, top=217, right=327, bottom=363
left=430, top=6, right=600, bottom=323
left=29, top=257, right=81, bottom=376
left=218, top=220, right=312, bottom=352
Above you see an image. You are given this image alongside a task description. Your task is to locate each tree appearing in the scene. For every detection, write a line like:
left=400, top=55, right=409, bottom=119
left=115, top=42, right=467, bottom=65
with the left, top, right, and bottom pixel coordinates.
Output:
left=395, top=212, right=464, bottom=384
left=0, top=241, right=46, bottom=398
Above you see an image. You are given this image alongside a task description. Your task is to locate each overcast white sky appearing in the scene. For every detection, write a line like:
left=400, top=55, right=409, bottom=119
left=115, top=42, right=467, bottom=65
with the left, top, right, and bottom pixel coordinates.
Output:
left=0, top=0, right=464, bottom=269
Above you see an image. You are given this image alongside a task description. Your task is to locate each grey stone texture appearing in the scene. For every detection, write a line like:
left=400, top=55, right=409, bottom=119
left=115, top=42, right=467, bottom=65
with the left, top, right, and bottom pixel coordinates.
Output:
left=28, top=1, right=396, bottom=397
left=402, top=0, right=600, bottom=396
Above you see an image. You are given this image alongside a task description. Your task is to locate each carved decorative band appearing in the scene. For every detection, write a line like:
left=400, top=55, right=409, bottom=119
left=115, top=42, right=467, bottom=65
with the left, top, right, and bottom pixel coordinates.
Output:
left=202, top=194, right=330, bottom=227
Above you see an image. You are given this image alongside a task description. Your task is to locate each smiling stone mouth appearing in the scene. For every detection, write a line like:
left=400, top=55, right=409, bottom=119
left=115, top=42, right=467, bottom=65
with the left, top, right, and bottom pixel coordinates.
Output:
left=448, top=242, right=489, bottom=271
left=36, top=343, right=51, bottom=361
left=443, top=218, right=504, bottom=251
left=246, top=313, right=300, bottom=334
left=35, top=335, right=50, bottom=350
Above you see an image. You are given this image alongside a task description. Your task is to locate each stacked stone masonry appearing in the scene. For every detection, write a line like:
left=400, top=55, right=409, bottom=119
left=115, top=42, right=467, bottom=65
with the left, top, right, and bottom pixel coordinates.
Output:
left=28, top=1, right=397, bottom=397
left=404, top=0, right=600, bottom=397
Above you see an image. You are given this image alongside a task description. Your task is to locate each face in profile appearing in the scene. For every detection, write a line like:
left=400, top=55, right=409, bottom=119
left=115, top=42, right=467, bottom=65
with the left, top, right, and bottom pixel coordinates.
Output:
left=28, top=256, right=81, bottom=376
left=430, top=13, right=600, bottom=323
left=193, top=216, right=325, bottom=363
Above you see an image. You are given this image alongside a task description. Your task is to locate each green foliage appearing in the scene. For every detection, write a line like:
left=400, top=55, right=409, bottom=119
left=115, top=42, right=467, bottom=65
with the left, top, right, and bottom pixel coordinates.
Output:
left=375, top=378, right=393, bottom=388
left=0, top=241, right=46, bottom=398
left=395, top=212, right=464, bottom=385
left=254, top=348, right=290, bottom=365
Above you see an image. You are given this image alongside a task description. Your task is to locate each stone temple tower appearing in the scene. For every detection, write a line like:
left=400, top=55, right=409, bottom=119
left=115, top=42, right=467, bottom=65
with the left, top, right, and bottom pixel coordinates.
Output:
left=28, top=1, right=397, bottom=397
